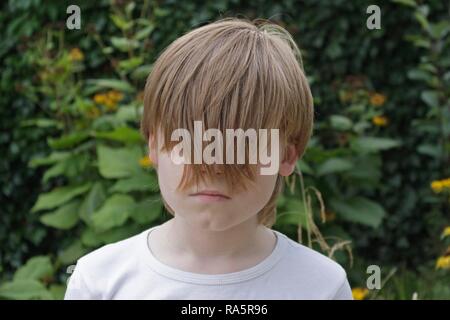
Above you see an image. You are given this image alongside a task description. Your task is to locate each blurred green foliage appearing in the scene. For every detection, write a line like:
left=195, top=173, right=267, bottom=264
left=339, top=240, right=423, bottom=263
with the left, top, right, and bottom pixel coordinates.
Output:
left=0, top=0, right=449, bottom=299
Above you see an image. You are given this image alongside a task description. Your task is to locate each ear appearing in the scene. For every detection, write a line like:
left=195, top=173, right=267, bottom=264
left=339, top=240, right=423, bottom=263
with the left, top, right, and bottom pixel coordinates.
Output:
left=279, top=144, right=299, bottom=176
left=148, top=134, right=158, bottom=167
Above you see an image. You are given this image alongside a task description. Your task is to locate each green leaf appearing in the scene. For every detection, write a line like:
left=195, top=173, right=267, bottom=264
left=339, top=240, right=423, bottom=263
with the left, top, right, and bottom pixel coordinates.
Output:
left=49, top=284, right=66, bottom=300
left=97, top=144, right=142, bottom=178
left=111, top=37, right=139, bottom=52
left=329, top=197, right=386, bottom=228
left=79, top=182, right=106, bottom=226
left=40, top=200, right=81, bottom=230
left=94, top=126, right=142, bottom=144
left=329, top=115, right=353, bottom=131
left=110, top=174, right=159, bottom=193
left=42, top=153, right=89, bottom=183
left=86, top=79, right=135, bottom=93
left=131, top=197, right=162, bottom=224
left=350, top=137, right=402, bottom=154
left=115, top=104, right=141, bottom=122
left=316, top=158, right=353, bottom=176
left=91, top=194, right=135, bottom=232
left=118, top=57, right=143, bottom=72
left=29, top=151, right=70, bottom=168
left=392, top=0, right=417, bottom=8
left=345, top=155, right=381, bottom=184
left=429, top=20, right=450, bottom=39
left=297, top=159, right=314, bottom=175
left=135, top=25, right=155, bottom=40
left=42, top=161, right=66, bottom=183
left=58, top=240, right=87, bottom=265
left=0, top=280, right=52, bottom=300
left=80, top=228, right=103, bottom=247
left=125, top=2, right=135, bottom=16
left=31, top=183, right=92, bottom=212
left=110, top=14, right=133, bottom=31
left=20, top=118, right=62, bottom=129
left=96, top=223, right=142, bottom=244
left=404, top=34, right=430, bottom=48
left=47, top=131, right=90, bottom=149
left=421, top=90, right=439, bottom=107
left=276, top=199, right=308, bottom=228
left=417, top=144, right=442, bottom=158
left=407, top=69, right=432, bottom=82
left=414, top=11, right=430, bottom=33
left=131, top=64, right=153, bottom=80
left=14, top=256, right=53, bottom=281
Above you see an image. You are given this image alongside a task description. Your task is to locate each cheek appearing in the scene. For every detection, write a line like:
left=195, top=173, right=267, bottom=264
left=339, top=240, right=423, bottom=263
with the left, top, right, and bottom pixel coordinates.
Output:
left=157, top=154, right=184, bottom=197
left=254, top=174, right=279, bottom=204
left=233, top=173, right=278, bottom=215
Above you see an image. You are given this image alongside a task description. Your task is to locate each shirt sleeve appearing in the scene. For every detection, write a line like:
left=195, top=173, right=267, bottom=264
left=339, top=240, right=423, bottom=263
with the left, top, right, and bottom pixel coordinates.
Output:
left=64, top=261, right=99, bottom=300
left=332, top=277, right=353, bottom=300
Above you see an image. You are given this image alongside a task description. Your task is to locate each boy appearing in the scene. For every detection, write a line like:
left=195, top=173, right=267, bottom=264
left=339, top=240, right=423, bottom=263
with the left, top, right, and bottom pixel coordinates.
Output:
left=65, top=18, right=353, bottom=300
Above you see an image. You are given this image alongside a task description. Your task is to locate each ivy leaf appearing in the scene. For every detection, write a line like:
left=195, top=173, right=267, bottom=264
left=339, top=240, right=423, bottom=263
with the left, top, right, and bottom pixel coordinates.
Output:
left=329, top=196, right=386, bottom=228
left=0, top=280, right=52, bottom=300
left=421, top=90, right=439, bottom=108
left=79, top=182, right=106, bottom=226
left=86, top=79, right=135, bottom=94
left=31, top=183, right=92, bottom=212
left=94, top=126, right=142, bottom=144
left=40, top=200, right=81, bottom=230
left=110, top=174, right=159, bottom=193
left=350, top=137, right=402, bottom=154
left=91, top=194, right=135, bottom=232
left=110, top=37, right=139, bottom=52
left=47, top=131, right=90, bottom=149
left=13, top=256, right=53, bottom=281
left=97, top=144, right=142, bottom=179
left=316, top=158, right=353, bottom=176
left=329, top=115, right=353, bottom=131
left=131, top=197, right=162, bottom=224
left=58, top=240, right=87, bottom=265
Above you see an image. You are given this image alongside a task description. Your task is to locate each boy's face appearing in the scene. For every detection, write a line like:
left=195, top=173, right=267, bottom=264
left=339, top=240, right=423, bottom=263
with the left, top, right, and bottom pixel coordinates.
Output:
left=149, top=134, right=298, bottom=232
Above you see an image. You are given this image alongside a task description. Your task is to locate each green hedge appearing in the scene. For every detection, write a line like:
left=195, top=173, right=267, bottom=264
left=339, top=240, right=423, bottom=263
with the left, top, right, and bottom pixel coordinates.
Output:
left=0, top=0, right=449, bottom=299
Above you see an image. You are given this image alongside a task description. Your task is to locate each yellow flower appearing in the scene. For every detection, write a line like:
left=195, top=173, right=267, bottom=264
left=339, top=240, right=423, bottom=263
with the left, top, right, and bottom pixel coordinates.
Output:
left=93, top=93, right=106, bottom=104
left=103, top=97, right=117, bottom=110
left=431, top=178, right=450, bottom=193
left=431, top=181, right=443, bottom=193
left=69, top=48, right=84, bottom=61
left=372, top=115, right=388, bottom=126
left=369, top=93, right=386, bottom=107
left=442, top=227, right=450, bottom=238
left=93, top=91, right=123, bottom=111
left=107, top=90, right=124, bottom=102
left=139, top=156, right=152, bottom=168
left=435, top=256, right=450, bottom=270
left=352, top=287, right=369, bottom=300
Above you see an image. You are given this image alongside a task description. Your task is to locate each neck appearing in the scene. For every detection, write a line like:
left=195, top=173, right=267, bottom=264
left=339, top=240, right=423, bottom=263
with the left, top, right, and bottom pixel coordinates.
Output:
left=164, top=215, right=272, bottom=260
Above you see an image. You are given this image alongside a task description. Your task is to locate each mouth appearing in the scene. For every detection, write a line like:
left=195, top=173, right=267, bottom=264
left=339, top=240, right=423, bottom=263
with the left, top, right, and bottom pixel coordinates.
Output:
left=189, top=190, right=231, bottom=202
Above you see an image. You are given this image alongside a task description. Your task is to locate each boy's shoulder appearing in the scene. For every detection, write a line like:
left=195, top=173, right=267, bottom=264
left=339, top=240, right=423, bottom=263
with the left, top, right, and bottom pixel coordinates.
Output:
left=281, top=231, right=347, bottom=274
left=75, top=228, right=147, bottom=276
left=275, top=231, right=351, bottom=298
